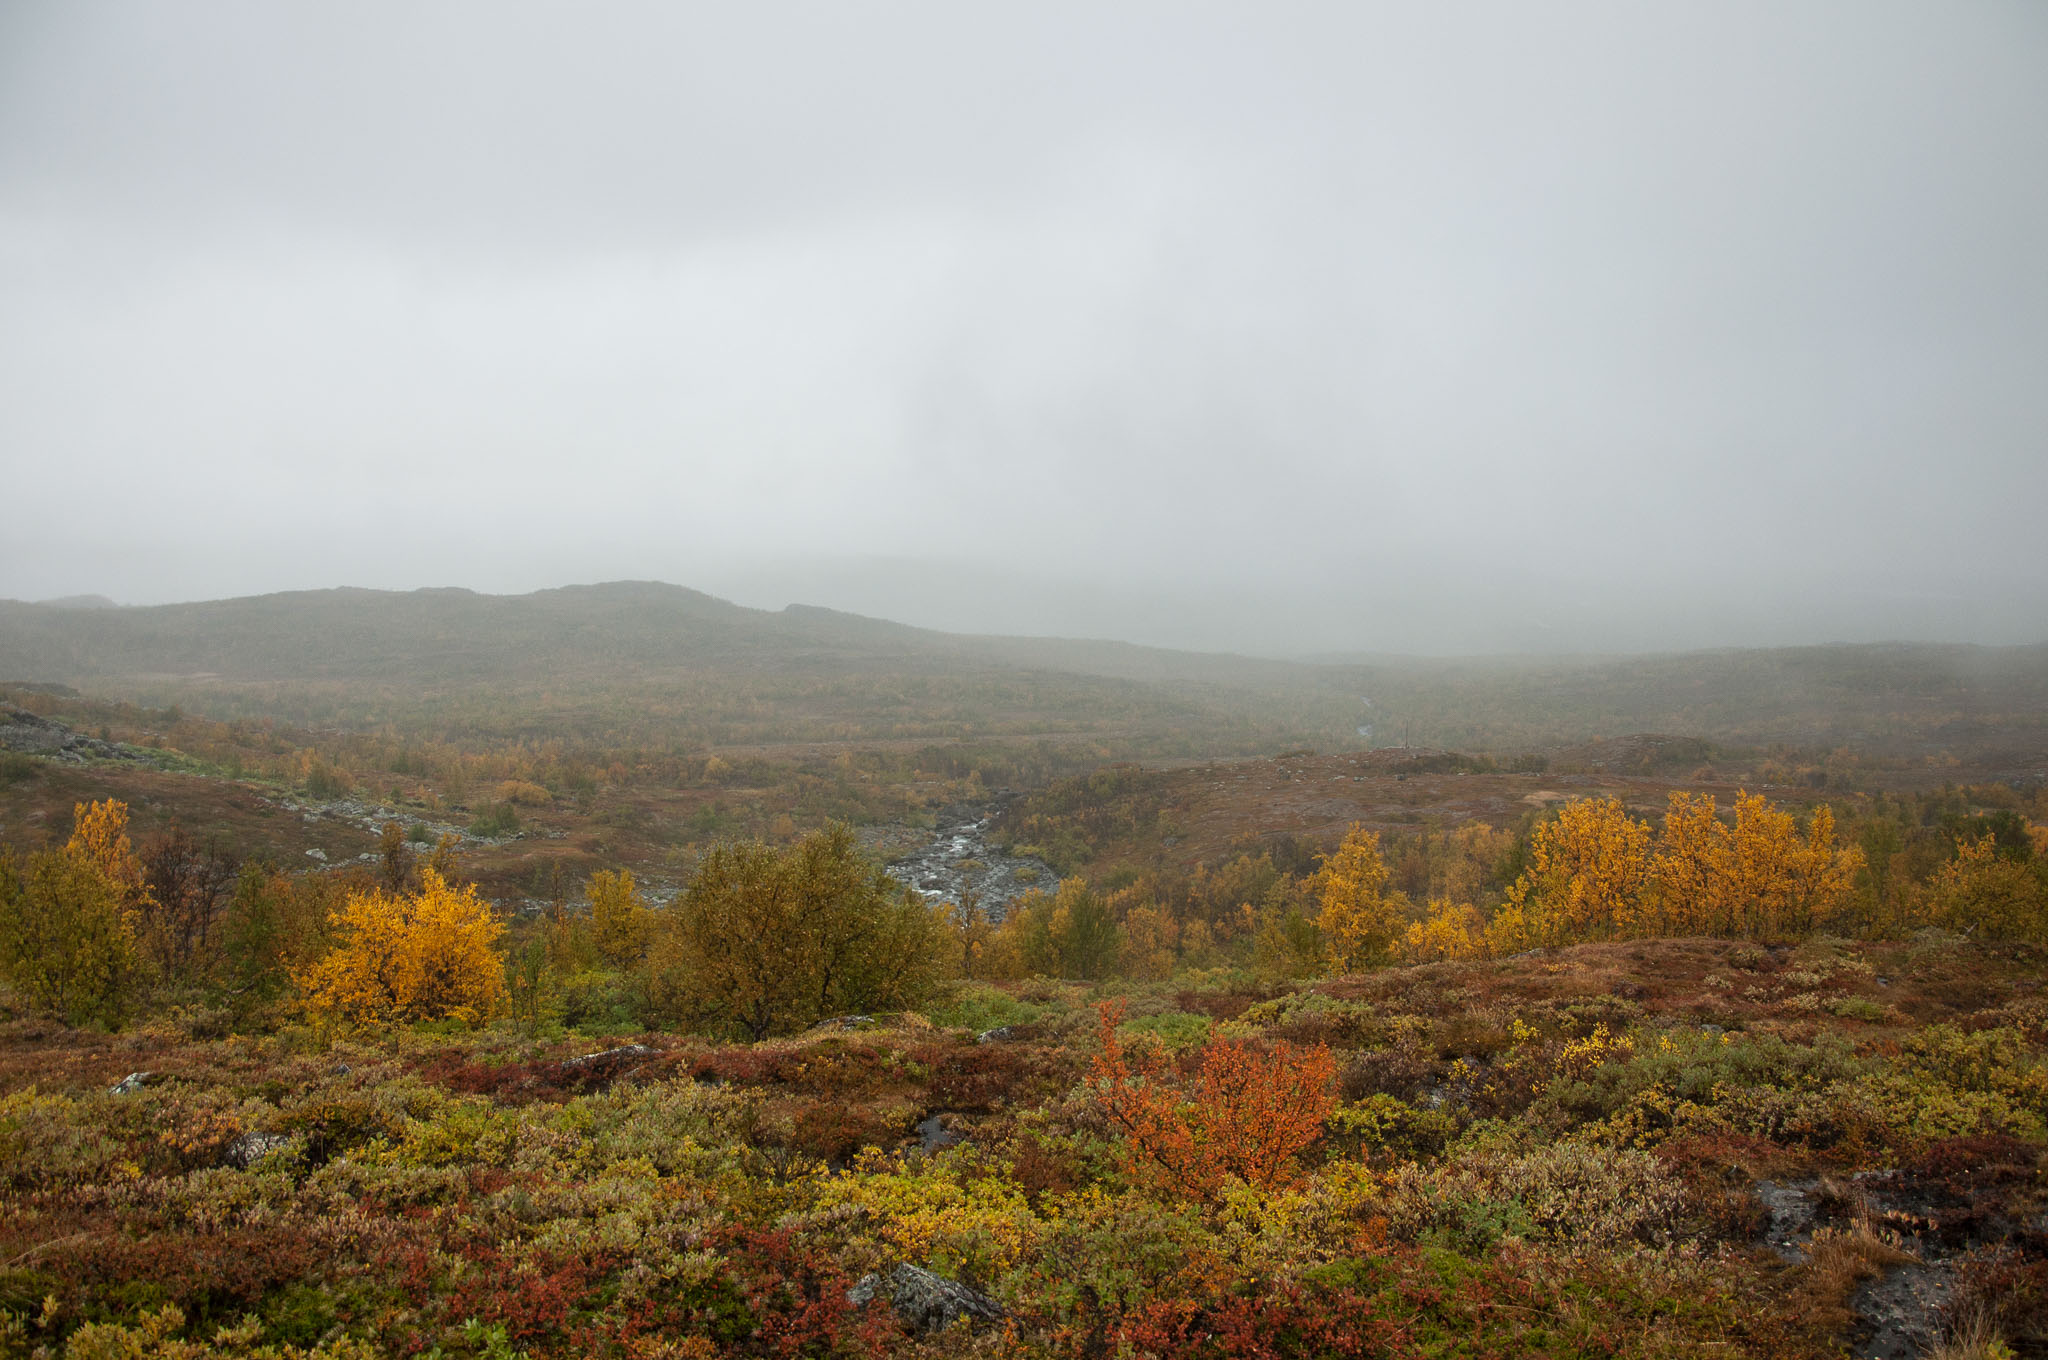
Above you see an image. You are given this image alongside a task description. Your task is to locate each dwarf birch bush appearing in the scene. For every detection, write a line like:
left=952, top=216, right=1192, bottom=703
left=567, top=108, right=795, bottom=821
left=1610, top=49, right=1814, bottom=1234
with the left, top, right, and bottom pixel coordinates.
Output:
left=298, top=870, right=508, bottom=1027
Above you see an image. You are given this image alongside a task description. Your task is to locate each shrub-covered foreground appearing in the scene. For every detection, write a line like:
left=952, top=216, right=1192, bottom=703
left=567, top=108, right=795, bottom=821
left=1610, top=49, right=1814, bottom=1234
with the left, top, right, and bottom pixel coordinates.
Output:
left=3, top=934, right=2045, bottom=1359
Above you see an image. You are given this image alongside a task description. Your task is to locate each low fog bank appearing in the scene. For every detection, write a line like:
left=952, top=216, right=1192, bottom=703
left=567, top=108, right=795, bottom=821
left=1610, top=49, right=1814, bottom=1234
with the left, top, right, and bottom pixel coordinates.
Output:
left=4, top=4, right=2045, bottom=652
left=20, top=561, right=2048, bottom=661
left=691, top=558, right=2048, bottom=659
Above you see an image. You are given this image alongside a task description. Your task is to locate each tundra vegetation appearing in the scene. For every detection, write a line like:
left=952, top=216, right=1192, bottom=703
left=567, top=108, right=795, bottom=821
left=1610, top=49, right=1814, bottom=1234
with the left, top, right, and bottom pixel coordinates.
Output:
left=1, top=619, right=2046, bottom=1358
left=0, top=779, right=2043, bottom=1360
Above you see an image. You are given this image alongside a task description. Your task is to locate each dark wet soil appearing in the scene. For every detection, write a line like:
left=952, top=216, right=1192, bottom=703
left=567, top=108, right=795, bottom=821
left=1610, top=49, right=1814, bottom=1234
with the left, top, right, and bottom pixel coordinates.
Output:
left=1851, top=1263, right=1951, bottom=1360
left=1756, top=1179, right=1819, bottom=1261
left=1756, top=1137, right=2048, bottom=1359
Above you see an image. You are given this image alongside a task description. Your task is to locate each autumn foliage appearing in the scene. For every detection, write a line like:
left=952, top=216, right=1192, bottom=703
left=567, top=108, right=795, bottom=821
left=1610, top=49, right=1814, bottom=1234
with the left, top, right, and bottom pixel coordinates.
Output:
left=1925, top=832, right=2047, bottom=941
left=586, top=867, right=652, bottom=965
left=1396, top=896, right=1489, bottom=962
left=1313, top=826, right=1403, bottom=970
left=1488, top=791, right=1865, bottom=951
left=1092, top=999, right=1337, bottom=1201
left=66, top=797, right=153, bottom=911
left=298, top=868, right=508, bottom=1025
left=0, top=800, right=148, bottom=1024
left=1492, top=795, right=1653, bottom=948
left=1650, top=791, right=1862, bottom=938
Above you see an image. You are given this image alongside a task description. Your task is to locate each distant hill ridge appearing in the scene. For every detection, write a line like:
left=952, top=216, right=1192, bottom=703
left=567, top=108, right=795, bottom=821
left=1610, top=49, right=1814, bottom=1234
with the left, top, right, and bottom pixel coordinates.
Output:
left=2, top=581, right=2045, bottom=757
left=0, top=581, right=955, bottom=684
left=0, top=581, right=1342, bottom=694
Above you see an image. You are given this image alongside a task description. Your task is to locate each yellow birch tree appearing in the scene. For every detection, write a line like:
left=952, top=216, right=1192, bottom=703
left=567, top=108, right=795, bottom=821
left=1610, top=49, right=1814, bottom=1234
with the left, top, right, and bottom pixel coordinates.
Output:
left=1720, top=793, right=1862, bottom=938
left=1398, top=898, right=1489, bottom=963
left=1315, top=825, right=1403, bottom=971
left=1512, top=796, right=1652, bottom=942
left=1650, top=791, right=1734, bottom=935
left=67, top=799, right=152, bottom=915
left=587, top=868, right=652, bottom=966
left=299, top=869, right=508, bottom=1026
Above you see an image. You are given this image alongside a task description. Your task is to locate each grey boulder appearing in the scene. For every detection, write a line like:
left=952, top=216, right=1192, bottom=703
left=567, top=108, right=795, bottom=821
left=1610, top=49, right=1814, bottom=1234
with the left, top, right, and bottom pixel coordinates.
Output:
left=224, top=1131, right=296, bottom=1169
left=848, top=1264, right=1004, bottom=1334
left=561, top=1043, right=657, bottom=1070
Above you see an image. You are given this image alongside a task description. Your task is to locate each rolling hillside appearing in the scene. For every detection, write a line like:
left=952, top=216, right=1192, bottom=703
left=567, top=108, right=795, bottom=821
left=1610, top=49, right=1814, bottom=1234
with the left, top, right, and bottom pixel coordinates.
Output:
left=3, top=582, right=2046, bottom=765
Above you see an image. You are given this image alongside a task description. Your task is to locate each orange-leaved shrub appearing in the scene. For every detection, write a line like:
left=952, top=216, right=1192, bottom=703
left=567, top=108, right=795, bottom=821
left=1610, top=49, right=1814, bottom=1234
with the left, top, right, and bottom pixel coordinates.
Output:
left=1092, top=999, right=1336, bottom=1202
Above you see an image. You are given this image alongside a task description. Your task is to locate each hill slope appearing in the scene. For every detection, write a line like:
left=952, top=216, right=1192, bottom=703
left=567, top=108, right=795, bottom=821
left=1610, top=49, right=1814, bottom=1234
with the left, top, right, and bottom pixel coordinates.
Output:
left=0, top=583, right=1294, bottom=756
left=3, top=582, right=2045, bottom=763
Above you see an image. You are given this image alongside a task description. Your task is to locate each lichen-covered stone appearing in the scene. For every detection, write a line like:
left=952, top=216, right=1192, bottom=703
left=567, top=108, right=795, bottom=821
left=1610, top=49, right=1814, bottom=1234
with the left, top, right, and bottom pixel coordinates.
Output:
left=224, top=1131, right=296, bottom=1169
left=847, top=1264, right=1004, bottom=1334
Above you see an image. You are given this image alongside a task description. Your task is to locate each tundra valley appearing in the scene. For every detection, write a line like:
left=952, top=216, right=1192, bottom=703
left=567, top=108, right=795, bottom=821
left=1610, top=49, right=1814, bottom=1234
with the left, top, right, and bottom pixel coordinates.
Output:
left=1, top=586, right=2045, bottom=1360
left=6, top=5, right=2047, bottom=1357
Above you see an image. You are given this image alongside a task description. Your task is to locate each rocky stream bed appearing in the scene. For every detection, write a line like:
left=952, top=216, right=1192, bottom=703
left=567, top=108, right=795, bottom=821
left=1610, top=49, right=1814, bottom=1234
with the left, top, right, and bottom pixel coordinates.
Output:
left=885, top=801, right=1056, bottom=920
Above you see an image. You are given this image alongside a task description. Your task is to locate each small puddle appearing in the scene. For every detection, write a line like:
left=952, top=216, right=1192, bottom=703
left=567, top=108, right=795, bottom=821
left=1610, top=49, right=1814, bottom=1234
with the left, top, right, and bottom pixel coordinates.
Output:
left=917, top=1114, right=962, bottom=1153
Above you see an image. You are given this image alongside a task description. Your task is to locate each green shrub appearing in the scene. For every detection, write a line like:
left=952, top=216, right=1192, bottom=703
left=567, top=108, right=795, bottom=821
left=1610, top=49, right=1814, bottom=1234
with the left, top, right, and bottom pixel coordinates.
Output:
left=0, top=1088, right=122, bottom=1190
left=1235, top=992, right=1382, bottom=1046
left=380, top=1097, right=518, bottom=1168
left=1539, top=1027, right=1869, bottom=1132
left=555, top=968, right=641, bottom=1034
left=1330, top=1093, right=1456, bottom=1158
left=1118, top=1010, right=1212, bottom=1050
left=563, top=1082, right=752, bottom=1177
left=1382, top=1142, right=1684, bottom=1250
left=261, top=1281, right=339, bottom=1345
left=306, top=761, right=349, bottom=799
left=276, top=1097, right=404, bottom=1166
left=927, top=984, right=1044, bottom=1035
left=467, top=802, right=520, bottom=838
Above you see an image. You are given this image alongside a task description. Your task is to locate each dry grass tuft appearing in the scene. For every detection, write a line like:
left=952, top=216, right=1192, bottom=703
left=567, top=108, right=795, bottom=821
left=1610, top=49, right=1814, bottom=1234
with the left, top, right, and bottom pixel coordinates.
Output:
left=1788, top=1223, right=1918, bottom=1337
left=1927, top=1308, right=2014, bottom=1360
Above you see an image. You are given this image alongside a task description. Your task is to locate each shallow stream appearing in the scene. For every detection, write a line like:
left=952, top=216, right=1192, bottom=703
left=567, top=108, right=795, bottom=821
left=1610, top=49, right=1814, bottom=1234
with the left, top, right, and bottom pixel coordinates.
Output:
left=887, top=803, right=1056, bottom=921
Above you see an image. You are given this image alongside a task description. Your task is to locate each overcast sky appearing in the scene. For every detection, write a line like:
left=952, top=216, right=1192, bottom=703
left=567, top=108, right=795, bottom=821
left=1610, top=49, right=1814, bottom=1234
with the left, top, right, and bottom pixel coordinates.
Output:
left=2, top=2, right=2044, bottom=654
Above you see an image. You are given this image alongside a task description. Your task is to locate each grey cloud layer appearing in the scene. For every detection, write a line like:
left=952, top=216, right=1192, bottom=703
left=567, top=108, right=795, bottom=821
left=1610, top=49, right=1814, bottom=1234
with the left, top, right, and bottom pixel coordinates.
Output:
left=2, top=2, right=2044, bottom=653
